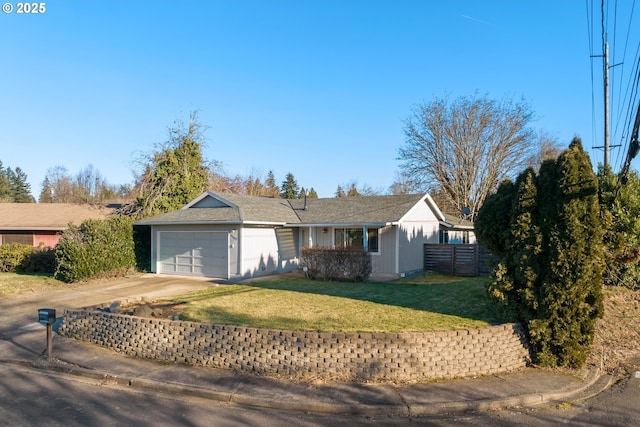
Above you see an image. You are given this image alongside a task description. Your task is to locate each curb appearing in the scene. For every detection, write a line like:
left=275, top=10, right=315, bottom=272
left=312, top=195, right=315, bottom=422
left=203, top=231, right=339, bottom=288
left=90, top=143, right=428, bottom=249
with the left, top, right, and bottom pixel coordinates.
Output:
left=0, top=358, right=611, bottom=417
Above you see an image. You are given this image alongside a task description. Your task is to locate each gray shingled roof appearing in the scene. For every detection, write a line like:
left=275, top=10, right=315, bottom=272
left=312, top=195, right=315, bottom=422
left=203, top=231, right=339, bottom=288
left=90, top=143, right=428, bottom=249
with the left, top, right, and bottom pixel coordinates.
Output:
left=442, top=213, right=474, bottom=229
left=134, top=207, right=242, bottom=224
left=135, top=192, right=431, bottom=226
left=289, top=194, right=428, bottom=225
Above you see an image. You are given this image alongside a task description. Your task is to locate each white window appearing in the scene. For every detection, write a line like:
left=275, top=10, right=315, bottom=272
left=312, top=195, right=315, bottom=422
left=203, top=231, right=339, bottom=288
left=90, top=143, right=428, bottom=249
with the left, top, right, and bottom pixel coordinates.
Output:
left=439, top=230, right=469, bottom=244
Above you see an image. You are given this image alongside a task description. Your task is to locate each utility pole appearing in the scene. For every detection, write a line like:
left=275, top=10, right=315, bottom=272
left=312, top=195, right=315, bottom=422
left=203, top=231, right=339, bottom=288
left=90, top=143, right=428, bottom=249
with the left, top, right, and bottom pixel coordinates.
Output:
left=604, top=40, right=610, bottom=167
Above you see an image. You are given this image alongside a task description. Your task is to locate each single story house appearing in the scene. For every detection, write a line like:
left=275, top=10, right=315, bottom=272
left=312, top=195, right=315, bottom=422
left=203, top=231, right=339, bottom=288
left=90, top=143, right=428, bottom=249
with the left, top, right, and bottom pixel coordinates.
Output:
left=135, top=191, right=476, bottom=280
left=439, top=214, right=476, bottom=244
left=0, top=203, right=116, bottom=248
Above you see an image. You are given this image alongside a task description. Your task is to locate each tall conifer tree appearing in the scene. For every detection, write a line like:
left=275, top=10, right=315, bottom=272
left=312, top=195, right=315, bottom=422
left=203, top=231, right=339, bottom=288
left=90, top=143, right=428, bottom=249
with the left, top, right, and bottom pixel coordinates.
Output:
left=478, top=138, right=604, bottom=368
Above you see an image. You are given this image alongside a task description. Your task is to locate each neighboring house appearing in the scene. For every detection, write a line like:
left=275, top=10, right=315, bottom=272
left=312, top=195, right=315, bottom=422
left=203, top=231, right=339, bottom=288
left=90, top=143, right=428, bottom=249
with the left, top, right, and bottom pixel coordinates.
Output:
left=135, top=191, right=476, bottom=280
left=439, top=214, right=476, bottom=244
left=0, top=203, right=116, bottom=248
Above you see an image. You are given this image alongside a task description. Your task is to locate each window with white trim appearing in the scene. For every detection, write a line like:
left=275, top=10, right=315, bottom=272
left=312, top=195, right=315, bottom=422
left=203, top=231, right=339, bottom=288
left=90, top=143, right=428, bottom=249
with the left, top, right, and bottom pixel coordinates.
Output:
left=439, top=230, right=469, bottom=244
left=334, top=227, right=379, bottom=253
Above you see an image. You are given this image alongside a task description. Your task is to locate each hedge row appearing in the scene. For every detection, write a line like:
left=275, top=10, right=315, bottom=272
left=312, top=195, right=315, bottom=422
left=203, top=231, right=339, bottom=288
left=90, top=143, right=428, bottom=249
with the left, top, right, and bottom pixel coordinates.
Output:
left=301, top=247, right=372, bottom=282
left=0, top=243, right=56, bottom=273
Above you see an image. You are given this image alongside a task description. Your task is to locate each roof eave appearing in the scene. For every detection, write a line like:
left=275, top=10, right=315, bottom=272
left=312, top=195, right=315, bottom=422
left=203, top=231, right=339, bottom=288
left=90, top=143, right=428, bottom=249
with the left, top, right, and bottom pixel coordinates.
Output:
left=439, top=220, right=475, bottom=230
left=0, top=227, right=67, bottom=231
left=134, top=220, right=289, bottom=227
left=288, top=222, right=393, bottom=228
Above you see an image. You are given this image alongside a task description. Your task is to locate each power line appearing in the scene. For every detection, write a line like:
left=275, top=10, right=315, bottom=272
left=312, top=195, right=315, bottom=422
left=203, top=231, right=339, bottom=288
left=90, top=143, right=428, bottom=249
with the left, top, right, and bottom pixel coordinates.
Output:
left=589, top=0, right=640, bottom=172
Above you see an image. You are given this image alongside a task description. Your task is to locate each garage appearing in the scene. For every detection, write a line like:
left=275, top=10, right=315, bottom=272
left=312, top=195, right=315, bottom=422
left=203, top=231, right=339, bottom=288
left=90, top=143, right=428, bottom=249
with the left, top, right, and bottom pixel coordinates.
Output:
left=158, top=231, right=229, bottom=278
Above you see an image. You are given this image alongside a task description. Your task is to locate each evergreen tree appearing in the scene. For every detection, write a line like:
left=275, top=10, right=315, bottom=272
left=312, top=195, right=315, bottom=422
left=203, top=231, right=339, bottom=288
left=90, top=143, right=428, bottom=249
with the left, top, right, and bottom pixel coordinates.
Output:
left=477, top=138, right=604, bottom=368
left=264, top=170, right=279, bottom=197
left=0, top=161, right=12, bottom=202
left=529, top=138, right=603, bottom=368
left=0, top=162, right=35, bottom=202
left=508, top=168, right=541, bottom=324
left=474, top=179, right=516, bottom=258
left=335, top=185, right=345, bottom=198
left=136, top=113, right=210, bottom=216
left=307, top=187, right=318, bottom=198
left=39, top=177, right=54, bottom=203
left=10, top=167, right=35, bottom=202
left=279, top=173, right=299, bottom=199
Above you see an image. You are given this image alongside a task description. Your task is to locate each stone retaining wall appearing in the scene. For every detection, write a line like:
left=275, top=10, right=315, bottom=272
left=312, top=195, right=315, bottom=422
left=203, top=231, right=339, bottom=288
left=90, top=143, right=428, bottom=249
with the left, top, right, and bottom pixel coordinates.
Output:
left=60, top=309, right=531, bottom=381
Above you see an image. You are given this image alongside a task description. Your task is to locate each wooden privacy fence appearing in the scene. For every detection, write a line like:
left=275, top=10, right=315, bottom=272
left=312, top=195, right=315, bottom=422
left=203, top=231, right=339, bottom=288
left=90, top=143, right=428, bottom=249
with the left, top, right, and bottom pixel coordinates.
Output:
left=424, top=244, right=494, bottom=276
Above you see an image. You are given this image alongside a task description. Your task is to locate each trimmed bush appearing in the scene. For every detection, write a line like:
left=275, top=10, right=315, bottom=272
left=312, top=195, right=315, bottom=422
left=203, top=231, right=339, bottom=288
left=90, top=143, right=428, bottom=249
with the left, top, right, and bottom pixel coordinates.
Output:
left=55, top=216, right=136, bottom=282
left=301, top=247, right=372, bottom=282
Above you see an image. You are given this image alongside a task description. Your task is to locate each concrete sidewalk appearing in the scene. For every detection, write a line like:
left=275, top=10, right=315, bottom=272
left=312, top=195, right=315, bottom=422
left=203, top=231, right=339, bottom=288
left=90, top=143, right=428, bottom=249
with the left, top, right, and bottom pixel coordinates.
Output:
left=0, top=323, right=613, bottom=417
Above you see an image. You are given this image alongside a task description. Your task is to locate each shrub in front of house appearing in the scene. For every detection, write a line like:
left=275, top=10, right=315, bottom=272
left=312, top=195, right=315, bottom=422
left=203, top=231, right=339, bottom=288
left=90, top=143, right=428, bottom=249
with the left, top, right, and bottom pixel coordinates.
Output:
left=0, top=243, right=35, bottom=272
left=55, top=216, right=136, bottom=282
left=0, top=243, right=57, bottom=274
left=301, top=247, right=372, bottom=282
left=18, top=245, right=57, bottom=273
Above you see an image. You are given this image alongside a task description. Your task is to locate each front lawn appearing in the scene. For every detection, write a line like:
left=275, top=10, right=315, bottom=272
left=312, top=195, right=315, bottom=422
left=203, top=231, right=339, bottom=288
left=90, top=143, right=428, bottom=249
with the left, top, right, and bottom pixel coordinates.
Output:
left=172, top=273, right=500, bottom=332
left=0, top=272, right=66, bottom=297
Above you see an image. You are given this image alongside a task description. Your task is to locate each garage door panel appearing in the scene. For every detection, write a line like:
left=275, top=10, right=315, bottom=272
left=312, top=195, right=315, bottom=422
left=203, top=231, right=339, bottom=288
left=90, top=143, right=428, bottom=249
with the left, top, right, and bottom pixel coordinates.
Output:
left=159, top=231, right=228, bottom=278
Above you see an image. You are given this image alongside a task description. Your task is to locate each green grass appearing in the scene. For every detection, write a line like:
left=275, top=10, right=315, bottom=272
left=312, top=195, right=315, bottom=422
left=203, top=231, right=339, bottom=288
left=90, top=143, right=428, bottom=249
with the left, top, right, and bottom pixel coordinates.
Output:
left=0, top=272, right=66, bottom=297
left=172, top=273, right=499, bottom=333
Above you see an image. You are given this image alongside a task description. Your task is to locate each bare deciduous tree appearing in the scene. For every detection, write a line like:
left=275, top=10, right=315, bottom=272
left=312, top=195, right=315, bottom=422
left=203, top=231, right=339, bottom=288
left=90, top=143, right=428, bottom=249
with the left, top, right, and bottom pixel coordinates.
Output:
left=398, top=94, right=535, bottom=220
left=526, top=131, right=563, bottom=172
left=40, top=165, right=126, bottom=204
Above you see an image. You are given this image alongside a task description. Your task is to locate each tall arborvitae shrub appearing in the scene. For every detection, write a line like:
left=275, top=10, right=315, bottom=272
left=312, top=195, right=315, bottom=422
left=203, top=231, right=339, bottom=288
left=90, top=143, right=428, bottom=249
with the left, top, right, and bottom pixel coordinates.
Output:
left=530, top=138, right=604, bottom=367
left=55, top=216, right=136, bottom=282
left=474, top=179, right=516, bottom=259
left=476, top=138, right=604, bottom=368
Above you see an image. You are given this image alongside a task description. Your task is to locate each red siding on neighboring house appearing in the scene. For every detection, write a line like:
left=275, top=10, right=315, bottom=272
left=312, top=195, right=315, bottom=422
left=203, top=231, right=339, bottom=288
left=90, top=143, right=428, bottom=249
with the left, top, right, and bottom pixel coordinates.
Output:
left=34, top=232, right=61, bottom=248
left=0, top=203, right=115, bottom=248
left=0, top=231, right=60, bottom=248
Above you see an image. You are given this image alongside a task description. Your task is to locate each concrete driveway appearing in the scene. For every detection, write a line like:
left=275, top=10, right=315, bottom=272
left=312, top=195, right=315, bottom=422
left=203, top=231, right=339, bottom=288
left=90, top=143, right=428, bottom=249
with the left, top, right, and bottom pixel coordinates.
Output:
left=0, top=274, right=217, bottom=337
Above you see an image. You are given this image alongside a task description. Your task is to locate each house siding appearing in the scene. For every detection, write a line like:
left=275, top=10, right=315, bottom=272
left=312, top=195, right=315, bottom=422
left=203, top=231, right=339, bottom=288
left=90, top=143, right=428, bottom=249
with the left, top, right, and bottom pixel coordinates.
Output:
left=34, top=232, right=60, bottom=248
left=371, top=226, right=397, bottom=275
left=0, top=231, right=59, bottom=248
left=239, top=226, right=299, bottom=278
left=397, top=201, right=440, bottom=274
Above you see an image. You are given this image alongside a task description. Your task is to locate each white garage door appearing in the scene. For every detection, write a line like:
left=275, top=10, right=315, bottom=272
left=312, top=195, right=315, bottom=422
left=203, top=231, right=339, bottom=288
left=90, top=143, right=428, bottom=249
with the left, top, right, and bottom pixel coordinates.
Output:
left=159, top=231, right=229, bottom=278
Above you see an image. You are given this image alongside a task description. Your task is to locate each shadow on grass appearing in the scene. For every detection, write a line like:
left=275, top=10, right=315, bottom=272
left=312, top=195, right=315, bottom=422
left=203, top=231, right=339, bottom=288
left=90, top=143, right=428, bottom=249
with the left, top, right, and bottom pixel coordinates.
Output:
left=178, top=274, right=504, bottom=326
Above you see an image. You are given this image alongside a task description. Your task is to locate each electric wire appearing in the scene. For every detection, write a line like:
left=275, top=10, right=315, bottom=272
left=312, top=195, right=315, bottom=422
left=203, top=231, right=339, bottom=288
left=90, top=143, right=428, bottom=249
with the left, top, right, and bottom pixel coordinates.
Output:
left=611, top=0, right=638, bottom=172
left=590, top=0, right=640, bottom=173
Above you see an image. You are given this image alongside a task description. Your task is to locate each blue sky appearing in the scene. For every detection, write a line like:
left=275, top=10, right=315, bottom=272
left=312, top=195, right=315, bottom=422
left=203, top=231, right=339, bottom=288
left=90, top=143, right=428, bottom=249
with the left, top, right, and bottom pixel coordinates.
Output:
left=1, top=0, right=639, bottom=199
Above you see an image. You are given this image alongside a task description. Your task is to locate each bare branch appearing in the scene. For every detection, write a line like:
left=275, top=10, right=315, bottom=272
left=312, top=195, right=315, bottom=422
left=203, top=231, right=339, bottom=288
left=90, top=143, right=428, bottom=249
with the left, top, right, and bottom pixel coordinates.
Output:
left=398, top=94, right=535, bottom=219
